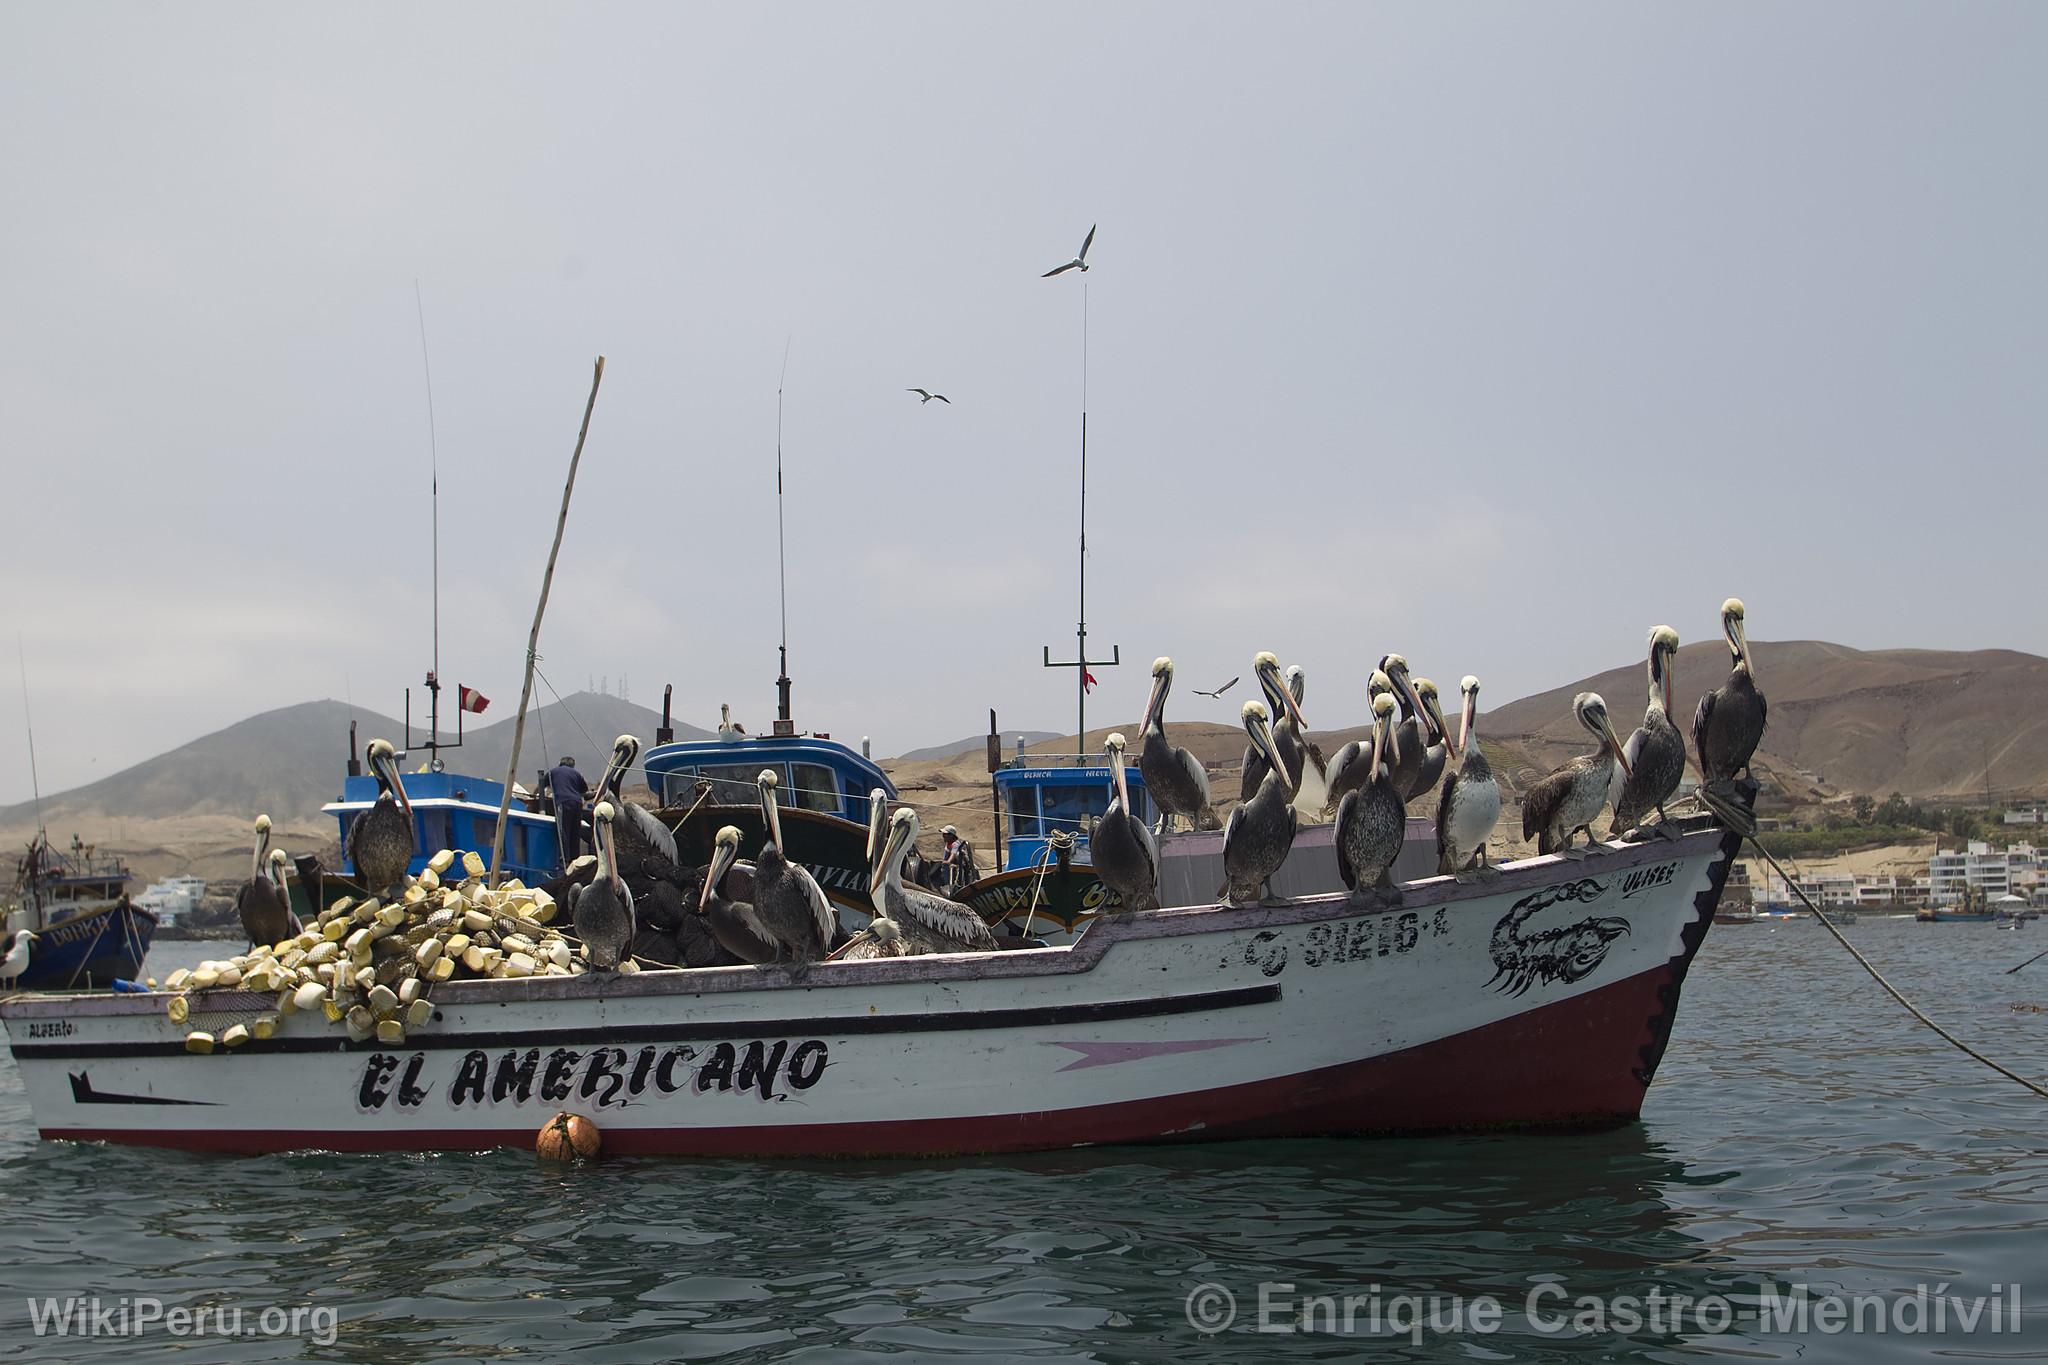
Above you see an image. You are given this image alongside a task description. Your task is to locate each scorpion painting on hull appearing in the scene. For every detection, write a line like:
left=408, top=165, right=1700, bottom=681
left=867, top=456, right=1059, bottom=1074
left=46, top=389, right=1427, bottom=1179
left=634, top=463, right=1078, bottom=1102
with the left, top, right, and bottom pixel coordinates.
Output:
left=1488, top=878, right=1631, bottom=996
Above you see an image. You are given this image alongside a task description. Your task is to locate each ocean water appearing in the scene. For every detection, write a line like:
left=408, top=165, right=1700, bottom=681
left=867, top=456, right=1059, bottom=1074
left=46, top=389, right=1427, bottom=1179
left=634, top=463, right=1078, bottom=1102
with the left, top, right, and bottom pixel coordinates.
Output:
left=2, top=919, right=2046, bottom=1362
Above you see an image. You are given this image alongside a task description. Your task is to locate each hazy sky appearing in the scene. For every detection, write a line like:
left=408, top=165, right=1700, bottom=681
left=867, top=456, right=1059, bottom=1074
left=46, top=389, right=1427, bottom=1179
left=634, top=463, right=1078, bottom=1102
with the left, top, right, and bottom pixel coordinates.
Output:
left=4, top=3, right=2045, bottom=804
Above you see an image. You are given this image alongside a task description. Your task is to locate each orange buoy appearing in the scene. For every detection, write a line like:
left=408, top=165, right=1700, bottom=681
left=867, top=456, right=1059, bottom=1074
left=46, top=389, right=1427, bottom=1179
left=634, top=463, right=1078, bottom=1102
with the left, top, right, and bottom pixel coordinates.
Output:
left=536, top=1111, right=601, bottom=1162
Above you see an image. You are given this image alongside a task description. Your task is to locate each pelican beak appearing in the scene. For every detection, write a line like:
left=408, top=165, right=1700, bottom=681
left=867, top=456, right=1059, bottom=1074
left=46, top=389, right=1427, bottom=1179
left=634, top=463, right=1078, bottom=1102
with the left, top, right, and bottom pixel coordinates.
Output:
left=1604, top=721, right=1633, bottom=779
left=1731, top=615, right=1750, bottom=666
left=1143, top=673, right=1167, bottom=727
left=1278, top=680, right=1308, bottom=731
left=701, top=841, right=733, bottom=913
left=871, top=820, right=909, bottom=896
left=379, top=752, right=413, bottom=820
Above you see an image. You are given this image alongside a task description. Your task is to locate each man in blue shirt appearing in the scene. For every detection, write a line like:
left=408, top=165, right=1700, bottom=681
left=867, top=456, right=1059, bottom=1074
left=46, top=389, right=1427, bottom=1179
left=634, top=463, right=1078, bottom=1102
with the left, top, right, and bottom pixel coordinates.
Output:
left=548, top=756, right=590, bottom=870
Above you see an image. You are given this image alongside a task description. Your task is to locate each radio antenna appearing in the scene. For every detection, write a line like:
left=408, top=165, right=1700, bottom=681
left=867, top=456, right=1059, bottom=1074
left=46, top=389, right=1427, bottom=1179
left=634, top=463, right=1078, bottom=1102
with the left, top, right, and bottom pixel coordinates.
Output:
left=774, top=335, right=794, bottom=729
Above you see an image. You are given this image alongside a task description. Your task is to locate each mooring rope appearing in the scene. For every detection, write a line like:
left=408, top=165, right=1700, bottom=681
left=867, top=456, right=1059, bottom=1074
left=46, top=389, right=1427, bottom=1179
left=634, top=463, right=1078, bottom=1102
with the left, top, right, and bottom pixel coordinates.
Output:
left=1743, top=836, right=2048, bottom=1101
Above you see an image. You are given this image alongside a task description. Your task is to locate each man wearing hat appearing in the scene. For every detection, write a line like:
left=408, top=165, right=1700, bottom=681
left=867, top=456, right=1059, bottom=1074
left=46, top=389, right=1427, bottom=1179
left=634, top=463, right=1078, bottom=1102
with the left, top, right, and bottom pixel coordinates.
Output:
left=937, top=824, right=976, bottom=896
left=547, top=756, right=591, bottom=870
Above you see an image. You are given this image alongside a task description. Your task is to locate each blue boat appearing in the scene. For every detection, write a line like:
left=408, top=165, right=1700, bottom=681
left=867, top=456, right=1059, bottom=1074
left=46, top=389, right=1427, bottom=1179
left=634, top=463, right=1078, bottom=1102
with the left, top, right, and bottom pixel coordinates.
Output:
left=324, top=768, right=563, bottom=892
left=5, top=833, right=156, bottom=990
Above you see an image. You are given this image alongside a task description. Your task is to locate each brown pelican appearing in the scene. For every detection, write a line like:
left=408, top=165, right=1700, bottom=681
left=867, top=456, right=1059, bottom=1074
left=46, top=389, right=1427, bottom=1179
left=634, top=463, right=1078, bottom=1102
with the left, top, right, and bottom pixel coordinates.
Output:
left=1240, top=656, right=1330, bottom=820
left=1335, top=692, right=1405, bottom=901
left=832, top=914, right=913, bottom=960
left=236, top=846, right=298, bottom=950
left=596, top=734, right=681, bottom=880
left=1405, top=678, right=1451, bottom=801
left=1092, top=732, right=1159, bottom=912
left=1436, top=675, right=1501, bottom=878
left=1610, top=626, right=1689, bottom=839
left=697, top=825, right=786, bottom=965
left=570, top=801, right=635, bottom=970
left=1323, top=670, right=1396, bottom=812
left=1520, top=693, right=1633, bottom=857
left=1220, top=700, right=1298, bottom=905
left=872, top=807, right=998, bottom=953
left=863, top=787, right=890, bottom=905
left=1139, top=656, right=1214, bottom=833
left=347, top=740, right=415, bottom=892
left=1380, top=657, right=1448, bottom=803
left=752, top=769, right=834, bottom=966
left=1694, top=598, right=1768, bottom=785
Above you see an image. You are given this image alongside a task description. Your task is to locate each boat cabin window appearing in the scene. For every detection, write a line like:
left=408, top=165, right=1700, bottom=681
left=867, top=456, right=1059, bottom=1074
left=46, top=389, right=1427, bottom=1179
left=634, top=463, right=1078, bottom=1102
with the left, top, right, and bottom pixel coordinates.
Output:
left=790, top=763, right=841, bottom=814
left=1006, top=787, right=1041, bottom=838
left=1040, top=784, right=1107, bottom=835
left=418, top=811, right=453, bottom=857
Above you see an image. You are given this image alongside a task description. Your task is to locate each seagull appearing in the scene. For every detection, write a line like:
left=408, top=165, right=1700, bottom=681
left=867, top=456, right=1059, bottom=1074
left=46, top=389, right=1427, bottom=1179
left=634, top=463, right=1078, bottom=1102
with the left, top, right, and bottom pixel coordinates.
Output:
left=1193, top=676, right=1240, bottom=699
left=1, top=930, right=35, bottom=988
left=1042, top=224, right=1096, bottom=278
left=907, top=388, right=950, bottom=405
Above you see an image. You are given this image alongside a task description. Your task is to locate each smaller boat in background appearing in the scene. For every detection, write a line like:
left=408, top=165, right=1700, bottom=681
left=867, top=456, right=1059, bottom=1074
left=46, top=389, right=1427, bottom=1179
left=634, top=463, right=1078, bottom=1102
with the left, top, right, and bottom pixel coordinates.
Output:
left=4, top=832, right=155, bottom=989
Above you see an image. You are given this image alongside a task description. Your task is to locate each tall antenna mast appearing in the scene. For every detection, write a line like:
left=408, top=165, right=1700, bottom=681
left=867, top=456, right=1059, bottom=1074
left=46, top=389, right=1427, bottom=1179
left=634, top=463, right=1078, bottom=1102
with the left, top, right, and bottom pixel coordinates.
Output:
left=17, top=638, right=44, bottom=840
left=774, top=335, right=794, bottom=732
left=413, top=280, right=449, bottom=767
left=1043, top=260, right=1119, bottom=760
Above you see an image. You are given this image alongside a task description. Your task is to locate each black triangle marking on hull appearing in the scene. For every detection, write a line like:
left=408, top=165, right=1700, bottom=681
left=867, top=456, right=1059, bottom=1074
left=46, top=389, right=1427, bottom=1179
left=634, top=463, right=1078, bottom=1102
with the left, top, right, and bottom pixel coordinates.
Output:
left=68, top=1072, right=218, bottom=1106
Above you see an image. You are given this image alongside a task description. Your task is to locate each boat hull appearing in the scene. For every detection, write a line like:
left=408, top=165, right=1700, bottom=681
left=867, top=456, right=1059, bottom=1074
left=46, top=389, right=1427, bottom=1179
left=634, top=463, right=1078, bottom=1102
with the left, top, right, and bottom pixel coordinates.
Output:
left=2, top=824, right=1737, bottom=1156
left=9, top=901, right=157, bottom=991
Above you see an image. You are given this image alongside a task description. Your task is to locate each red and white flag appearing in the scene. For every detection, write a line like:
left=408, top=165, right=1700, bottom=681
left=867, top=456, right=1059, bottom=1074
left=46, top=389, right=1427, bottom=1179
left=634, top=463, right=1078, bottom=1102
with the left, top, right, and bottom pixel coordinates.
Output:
left=458, top=685, right=491, bottom=714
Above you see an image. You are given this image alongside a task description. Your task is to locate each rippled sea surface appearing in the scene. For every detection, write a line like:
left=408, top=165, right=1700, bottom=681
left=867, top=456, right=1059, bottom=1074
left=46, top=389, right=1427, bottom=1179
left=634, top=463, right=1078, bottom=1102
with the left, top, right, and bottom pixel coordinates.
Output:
left=3, top=920, right=2047, bottom=1362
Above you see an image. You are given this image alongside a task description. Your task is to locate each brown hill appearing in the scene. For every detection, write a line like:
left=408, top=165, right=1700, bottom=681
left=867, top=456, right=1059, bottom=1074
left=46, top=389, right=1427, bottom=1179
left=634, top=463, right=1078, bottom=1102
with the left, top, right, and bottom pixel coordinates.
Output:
left=1475, top=641, right=2048, bottom=802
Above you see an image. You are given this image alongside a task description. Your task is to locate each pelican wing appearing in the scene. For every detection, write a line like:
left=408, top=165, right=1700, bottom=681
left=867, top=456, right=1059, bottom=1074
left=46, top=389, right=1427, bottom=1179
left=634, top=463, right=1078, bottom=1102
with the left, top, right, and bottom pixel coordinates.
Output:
left=619, top=800, right=679, bottom=867
left=790, top=863, right=835, bottom=951
left=1612, top=725, right=1648, bottom=809
left=1520, top=766, right=1574, bottom=842
left=831, top=926, right=911, bottom=961
left=898, top=885, right=997, bottom=950
left=1178, top=746, right=1212, bottom=808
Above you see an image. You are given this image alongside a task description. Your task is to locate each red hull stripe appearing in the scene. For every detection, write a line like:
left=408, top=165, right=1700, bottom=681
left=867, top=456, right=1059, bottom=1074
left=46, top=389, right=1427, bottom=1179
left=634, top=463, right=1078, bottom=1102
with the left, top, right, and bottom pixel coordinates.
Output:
left=47, top=962, right=1681, bottom=1156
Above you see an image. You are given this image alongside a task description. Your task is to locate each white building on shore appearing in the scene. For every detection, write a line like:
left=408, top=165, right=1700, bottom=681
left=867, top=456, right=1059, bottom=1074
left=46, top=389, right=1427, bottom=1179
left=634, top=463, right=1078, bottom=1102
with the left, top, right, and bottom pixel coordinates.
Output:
left=1928, top=842, right=2042, bottom=906
left=135, top=874, right=208, bottom=925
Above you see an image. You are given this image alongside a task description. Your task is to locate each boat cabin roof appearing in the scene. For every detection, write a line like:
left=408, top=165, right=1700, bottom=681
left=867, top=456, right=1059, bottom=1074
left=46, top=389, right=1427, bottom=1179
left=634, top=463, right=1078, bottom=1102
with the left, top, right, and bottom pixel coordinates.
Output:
left=643, top=734, right=896, bottom=823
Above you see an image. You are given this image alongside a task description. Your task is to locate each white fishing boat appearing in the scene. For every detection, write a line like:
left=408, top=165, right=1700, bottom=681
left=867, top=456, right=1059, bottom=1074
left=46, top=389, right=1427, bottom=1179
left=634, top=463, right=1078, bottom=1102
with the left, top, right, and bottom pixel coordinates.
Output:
left=0, top=821, right=1738, bottom=1156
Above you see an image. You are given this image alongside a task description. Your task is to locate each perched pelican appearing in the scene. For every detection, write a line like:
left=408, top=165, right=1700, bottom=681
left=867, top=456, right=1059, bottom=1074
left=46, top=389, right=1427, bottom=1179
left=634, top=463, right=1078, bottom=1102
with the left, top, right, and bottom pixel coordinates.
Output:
left=348, top=739, right=416, bottom=892
left=571, top=802, right=635, bottom=970
left=863, top=787, right=890, bottom=907
left=1610, top=626, right=1688, bottom=839
left=906, top=388, right=950, bottom=405
left=1405, top=679, right=1451, bottom=802
left=752, top=769, right=835, bottom=966
left=1380, top=657, right=1447, bottom=803
left=1, top=930, right=36, bottom=987
left=1092, top=733, right=1159, bottom=912
left=596, top=734, right=681, bottom=880
left=1694, top=598, right=1768, bottom=785
left=1240, top=656, right=1329, bottom=820
left=1335, top=692, right=1405, bottom=900
left=1138, top=656, right=1214, bottom=833
left=1436, top=675, right=1501, bottom=877
left=1323, top=670, right=1396, bottom=812
left=1521, top=693, right=1633, bottom=856
left=1041, top=223, right=1096, bottom=277
left=718, top=704, right=746, bottom=739
left=236, top=844, right=297, bottom=949
left=832, top=914, right=913, bottom=960
left=697, top=825, right=785, bottom=965
left=1220, top=700, right=1298, bottom=905
left=872, top=807, right=998, bottom=953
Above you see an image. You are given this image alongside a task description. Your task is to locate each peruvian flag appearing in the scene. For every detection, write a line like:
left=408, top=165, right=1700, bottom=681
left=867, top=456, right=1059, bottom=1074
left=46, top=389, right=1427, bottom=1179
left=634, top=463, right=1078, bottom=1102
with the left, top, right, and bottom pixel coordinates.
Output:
left=1082, top=669, right=1098, bottom=694
left=458, top=685, right=491, bottom=714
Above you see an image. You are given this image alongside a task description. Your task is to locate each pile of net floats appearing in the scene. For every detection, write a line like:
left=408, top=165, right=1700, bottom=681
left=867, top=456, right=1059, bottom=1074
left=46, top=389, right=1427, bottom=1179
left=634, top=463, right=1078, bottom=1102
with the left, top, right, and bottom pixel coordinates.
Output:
left=162, top=848, right=618, bottom=1053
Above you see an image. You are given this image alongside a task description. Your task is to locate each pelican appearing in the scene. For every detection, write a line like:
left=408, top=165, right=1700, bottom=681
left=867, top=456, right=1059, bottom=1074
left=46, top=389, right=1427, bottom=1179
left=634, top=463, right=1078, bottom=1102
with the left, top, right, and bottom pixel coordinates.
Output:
left=571, top=802, right=635, bottom=970
left=348, top=740, right=416, bottom=892
left=1381, top=657, right=1447, bottom=803
left=1694, top=598, right=1768, bottom=785
left=1521, top=693, right=1633, bottom=857
left=718, top=704, right=746, bottom=739
left=1241, top=656, right=1331, bottom=820
left=1436, top=675, right=1501, bottom=878
left=906, top=388, right=950, bottom=405
left=1041, top=223, right=1096, bottom=277
left=697, top=825, right=785, bottom=965
left=872, top=807, right=998, bottom=953
left=1335, top=692, right=1405, bottom=901
left=1092, top=732, right=1159, bottom=912
left=596, top=734, right=681, bottom=880
left=236, top=844, right=297, bottom=949
left=832, top=914, right=913, bottom=960
left=1138, top=656, right=1214, bottom=833
left=1220, top=700, right=1298, bottom=905
left=863, top=786, right=890, bottom=909
left=1610, top=626, right=1688, bottom=839
left=1, top=931, right=36, bottom=987
left=752, top=769, right=835, bottom=966
left=1324, top=670, right=1396, bottom=812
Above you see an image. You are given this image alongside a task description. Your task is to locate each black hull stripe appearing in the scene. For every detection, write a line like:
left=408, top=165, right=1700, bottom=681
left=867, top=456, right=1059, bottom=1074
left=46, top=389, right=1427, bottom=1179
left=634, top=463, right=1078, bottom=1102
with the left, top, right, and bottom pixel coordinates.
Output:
left=11, top=984, right=1283, bottom=1061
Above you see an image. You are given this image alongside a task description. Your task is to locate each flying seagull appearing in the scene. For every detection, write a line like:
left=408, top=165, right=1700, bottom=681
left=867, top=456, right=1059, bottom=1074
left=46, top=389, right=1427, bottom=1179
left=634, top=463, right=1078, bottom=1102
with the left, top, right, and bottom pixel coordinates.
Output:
left=1042, top=224, right=1096, bottom=278
left=907, top=388, right=950, bottom=405
left=1193, top=676, right=1239, bottom=699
